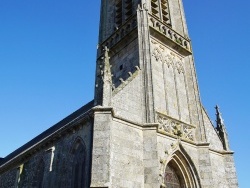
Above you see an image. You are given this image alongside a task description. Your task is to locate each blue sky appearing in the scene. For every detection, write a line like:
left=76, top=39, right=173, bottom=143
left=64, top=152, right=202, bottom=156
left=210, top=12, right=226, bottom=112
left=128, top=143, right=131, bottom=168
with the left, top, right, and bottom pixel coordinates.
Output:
left=0, top=0, right=249, bottom=187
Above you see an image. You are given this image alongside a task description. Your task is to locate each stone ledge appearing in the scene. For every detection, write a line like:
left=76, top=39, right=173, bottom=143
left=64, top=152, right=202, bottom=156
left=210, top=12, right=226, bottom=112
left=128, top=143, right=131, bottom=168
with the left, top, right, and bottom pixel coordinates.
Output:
left=148, top=14, right=192, bottom=56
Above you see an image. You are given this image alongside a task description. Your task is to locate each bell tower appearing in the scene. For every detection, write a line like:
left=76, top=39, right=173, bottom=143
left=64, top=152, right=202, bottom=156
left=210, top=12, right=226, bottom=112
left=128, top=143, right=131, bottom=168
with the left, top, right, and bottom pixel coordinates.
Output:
left=92, top=0, right=238, bottom=187
left=94, top=0, right=205, bottom=141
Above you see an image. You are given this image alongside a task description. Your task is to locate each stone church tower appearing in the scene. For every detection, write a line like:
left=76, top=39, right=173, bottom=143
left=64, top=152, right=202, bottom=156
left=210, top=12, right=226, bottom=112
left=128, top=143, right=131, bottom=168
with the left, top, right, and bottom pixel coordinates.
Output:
left=92, top=0, right=238, bottom=187
left=0, top=0, right=238, bottom=187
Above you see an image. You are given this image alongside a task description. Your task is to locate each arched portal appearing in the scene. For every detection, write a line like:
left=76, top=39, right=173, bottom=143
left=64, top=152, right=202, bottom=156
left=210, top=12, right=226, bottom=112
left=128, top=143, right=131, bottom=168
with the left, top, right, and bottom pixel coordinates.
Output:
left=162, top=144, right=201, bottom=188
left=165, top=164, right=182, bottom=187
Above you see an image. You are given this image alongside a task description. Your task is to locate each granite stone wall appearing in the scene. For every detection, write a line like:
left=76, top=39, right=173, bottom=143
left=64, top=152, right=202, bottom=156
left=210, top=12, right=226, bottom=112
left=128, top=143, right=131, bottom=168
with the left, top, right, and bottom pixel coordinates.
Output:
left=110, top=120, right=144, bottom=187
left=0, top=121, right=92, bottom=188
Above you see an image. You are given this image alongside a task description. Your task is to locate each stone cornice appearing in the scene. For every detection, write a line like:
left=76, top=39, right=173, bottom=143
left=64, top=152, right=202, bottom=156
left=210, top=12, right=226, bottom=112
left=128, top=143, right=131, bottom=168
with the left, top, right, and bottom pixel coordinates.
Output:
left=209, top=148, right=234, bottom=155
left=92, top=106, right=114, bottom=114
left=148, top=14, right=192, bottom=56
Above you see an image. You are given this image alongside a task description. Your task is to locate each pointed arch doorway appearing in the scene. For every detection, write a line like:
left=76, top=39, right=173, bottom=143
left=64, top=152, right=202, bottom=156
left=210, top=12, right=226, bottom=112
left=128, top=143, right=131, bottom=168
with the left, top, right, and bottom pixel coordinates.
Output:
left=164, top=164, right=182, bottom=187
left=161, top=143, right=201, bottom=188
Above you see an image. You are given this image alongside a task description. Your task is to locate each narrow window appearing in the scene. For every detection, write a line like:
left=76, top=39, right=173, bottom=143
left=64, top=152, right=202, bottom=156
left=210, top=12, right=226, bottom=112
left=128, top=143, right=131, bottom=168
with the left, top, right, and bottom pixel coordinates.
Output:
left=115, top=0, right=133, bottom=29
left=151, top=0, right=160, bottom=18
left=71, top=139, right=86, bottom=188
left=124, top=0, right=133, bottom=20
left=151, top=0, right=171, bottom=25
left=115, top=0, right=123, bottom=28
left=161, top=0, right=170, bottom=24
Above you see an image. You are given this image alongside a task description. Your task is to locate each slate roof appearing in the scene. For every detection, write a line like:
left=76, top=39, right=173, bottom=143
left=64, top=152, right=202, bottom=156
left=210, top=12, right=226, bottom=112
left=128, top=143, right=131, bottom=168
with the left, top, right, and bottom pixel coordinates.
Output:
left=0, top=100, right=94, bottom=167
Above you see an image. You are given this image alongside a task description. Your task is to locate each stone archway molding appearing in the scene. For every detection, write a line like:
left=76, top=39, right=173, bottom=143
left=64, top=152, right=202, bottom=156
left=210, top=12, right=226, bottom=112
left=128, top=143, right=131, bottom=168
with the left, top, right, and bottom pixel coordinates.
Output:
left=160, top=140, right=201, bottom=188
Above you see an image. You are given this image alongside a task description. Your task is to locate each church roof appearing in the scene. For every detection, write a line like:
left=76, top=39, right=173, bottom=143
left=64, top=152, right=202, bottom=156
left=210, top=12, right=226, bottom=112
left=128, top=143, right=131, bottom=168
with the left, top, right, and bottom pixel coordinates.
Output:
left=0, top=100, right=94, bottom=168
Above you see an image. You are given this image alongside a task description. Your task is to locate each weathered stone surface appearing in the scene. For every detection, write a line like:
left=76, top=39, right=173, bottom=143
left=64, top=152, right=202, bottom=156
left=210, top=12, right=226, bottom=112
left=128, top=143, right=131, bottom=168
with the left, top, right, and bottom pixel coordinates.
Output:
left=0, top=120, right=93, bottom=188
left=0, top=0, right=238, bottom=187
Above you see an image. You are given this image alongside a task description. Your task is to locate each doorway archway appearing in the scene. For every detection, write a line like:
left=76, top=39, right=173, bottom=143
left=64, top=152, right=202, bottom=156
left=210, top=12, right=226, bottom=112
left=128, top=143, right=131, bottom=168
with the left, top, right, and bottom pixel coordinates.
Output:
left=161, top=143, right=201, bottom=188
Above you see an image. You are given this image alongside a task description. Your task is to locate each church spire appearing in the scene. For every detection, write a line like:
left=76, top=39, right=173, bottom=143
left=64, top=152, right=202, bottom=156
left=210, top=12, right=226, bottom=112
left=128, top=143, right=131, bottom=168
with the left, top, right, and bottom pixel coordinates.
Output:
left=101, top=46, right=113, bottom=106
left=215, top=105, right=230, bottom=150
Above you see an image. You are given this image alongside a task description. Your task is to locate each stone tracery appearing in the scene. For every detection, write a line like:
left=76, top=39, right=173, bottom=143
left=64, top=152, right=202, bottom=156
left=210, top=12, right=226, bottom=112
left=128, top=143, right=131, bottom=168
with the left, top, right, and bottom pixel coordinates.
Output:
left=152, top=47, right=185, bottom=73
left=157, top=112, right=195, bottom=141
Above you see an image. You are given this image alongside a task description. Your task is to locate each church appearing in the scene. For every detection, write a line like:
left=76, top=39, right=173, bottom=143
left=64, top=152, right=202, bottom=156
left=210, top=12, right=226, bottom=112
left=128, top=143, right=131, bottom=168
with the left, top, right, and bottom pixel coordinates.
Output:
left=0, top=0, right=238, bottom=187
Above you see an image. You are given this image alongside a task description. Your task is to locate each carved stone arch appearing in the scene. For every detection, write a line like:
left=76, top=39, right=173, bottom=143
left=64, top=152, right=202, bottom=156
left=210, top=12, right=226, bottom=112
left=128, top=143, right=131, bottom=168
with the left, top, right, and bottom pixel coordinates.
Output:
left=70, top=136, right=86, bottom=151
left=70, top=137, right=87, bottom=188
left=161, top=142, right=201, bottom=188
left=152, top=47, right=164, bottom=62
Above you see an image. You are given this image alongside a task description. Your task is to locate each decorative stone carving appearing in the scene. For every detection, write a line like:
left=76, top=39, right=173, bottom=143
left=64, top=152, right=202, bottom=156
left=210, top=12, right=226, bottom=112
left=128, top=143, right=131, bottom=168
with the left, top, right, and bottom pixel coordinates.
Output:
left=101, top=47, right=113, bottom=84
left=152, top=47, right=185, bottom=74
left=165, top=54, right=174, bottom=68
left=156, top=112, right=195, bottom=141
left=152, top=47, right=163, bottom=62
left=100, top=15, right=137, bottom=51
left=159, top=140, right=181, bottom=187
left=175, top=61, right=184, bottom=74
left=148, top=14, right=191, bottom=56
left=100, top=46, right=113, bottom=106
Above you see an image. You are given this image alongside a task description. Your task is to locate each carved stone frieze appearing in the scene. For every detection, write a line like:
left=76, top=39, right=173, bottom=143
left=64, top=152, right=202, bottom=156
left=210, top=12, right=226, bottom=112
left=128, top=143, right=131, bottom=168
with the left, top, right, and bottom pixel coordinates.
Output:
left=156, top=112, right=195, bottom=141
left=151, top=46, right=185, bottom=74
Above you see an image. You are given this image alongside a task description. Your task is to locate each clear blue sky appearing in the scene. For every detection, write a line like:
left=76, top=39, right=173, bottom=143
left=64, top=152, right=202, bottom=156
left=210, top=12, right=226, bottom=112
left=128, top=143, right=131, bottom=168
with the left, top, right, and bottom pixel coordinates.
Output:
left=0, top=0, right=249, bottom=187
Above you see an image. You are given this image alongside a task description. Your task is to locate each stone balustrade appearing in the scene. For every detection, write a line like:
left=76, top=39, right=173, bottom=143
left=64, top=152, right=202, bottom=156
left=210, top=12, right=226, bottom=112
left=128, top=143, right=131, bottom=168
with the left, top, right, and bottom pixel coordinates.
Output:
left=99, top=15, right=137, bottom=53
left=148, top=14, right=192, bottom=56
left=156, top=112, right=195, bottom=142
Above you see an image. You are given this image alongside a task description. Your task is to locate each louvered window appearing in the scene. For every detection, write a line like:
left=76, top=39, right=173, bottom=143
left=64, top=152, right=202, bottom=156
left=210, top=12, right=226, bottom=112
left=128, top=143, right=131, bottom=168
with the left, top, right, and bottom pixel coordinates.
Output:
left=125, top=0, right=133, bottom=20
left=115, top=0, right=133, bottom=28
left=115, top=0, right=123, bottom=27
left=151, top=0, right=171, bottom=25
left=151, top=0, right=160, bottom=18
